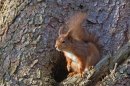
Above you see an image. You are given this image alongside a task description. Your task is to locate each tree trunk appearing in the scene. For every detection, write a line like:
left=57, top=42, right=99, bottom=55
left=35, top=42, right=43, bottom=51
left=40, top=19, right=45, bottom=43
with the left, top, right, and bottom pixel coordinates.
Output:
left=0, top=0, right=130, bottom=86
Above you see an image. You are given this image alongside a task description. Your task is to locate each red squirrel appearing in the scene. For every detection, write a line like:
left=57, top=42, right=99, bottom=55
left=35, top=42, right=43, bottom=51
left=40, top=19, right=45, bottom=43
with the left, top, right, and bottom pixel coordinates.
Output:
left=55, top=12, right=101, bottom=77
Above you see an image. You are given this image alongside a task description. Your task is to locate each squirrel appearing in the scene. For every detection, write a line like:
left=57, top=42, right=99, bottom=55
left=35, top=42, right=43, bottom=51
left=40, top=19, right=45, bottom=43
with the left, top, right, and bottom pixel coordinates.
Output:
left=55, top=12, right=101, bottom=77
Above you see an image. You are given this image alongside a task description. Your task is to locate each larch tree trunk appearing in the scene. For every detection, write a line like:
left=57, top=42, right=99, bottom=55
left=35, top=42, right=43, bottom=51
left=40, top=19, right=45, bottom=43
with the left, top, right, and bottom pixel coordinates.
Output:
left=0, top=0, right=130, bottom=86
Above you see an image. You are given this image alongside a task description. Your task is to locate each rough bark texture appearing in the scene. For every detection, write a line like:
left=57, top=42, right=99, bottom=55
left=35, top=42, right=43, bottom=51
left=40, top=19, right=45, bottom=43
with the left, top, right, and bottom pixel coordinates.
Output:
left=0, top=0, right=130, bottom=86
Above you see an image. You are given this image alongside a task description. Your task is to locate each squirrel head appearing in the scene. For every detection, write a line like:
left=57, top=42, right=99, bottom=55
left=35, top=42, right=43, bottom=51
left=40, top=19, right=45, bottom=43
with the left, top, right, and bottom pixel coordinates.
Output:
left=55, top=12, right=88, bottom=52
left=55, top=30, right=73, bottom=52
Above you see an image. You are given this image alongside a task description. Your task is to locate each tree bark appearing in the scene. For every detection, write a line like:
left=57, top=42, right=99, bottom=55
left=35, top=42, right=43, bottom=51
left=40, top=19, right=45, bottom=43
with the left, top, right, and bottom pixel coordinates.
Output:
left=0, top=0, right=130, bottom=85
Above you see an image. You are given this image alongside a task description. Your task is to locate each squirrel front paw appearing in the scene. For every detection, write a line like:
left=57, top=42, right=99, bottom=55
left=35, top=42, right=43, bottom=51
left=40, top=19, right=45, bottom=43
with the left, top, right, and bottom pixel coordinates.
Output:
left=67, top=65, right=71, bottom=71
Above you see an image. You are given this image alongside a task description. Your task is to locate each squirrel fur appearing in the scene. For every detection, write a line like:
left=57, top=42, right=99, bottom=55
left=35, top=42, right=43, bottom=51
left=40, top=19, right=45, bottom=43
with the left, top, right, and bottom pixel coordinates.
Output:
left=55, top=12, right=101, bottom=77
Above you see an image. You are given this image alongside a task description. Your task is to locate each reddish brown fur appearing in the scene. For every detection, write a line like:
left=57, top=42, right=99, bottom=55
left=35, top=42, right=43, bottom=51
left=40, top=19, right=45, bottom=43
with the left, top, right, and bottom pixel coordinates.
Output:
left=59, top=12, right=89, bottom=42
left=55, top=12, right=101, bottom=77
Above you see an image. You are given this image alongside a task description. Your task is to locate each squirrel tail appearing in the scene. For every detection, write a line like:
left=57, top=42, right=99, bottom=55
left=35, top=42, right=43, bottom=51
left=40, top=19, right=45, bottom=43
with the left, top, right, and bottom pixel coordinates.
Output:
left=87, top=33, right=102, bottom=54
left=66, top=12, right=87, bottom=29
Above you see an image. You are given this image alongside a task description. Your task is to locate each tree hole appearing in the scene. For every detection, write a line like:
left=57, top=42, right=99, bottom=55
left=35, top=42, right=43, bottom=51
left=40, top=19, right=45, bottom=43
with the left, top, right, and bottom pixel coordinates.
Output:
left=52, top=52, right=69, bottom=83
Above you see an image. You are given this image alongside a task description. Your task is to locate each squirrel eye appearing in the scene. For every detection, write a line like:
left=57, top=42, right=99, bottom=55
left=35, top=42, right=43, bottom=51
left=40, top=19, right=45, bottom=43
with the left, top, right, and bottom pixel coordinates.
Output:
left=62, top=40, right=65, bottom=43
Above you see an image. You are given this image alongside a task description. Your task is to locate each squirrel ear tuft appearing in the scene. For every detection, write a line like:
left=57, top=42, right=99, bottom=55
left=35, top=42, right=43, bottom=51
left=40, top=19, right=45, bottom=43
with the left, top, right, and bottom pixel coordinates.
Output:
left=58, top=26, right=63, bottom=35
left=58, top=25, right=69, bottom=36
left=65, top=30, right=72, bottom=39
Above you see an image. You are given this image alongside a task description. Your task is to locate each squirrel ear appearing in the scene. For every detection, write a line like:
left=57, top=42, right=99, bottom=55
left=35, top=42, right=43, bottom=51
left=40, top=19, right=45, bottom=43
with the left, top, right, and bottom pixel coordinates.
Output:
left=58, top=26, right=64, bottom=35
left=65, top=30, right=72, bottom=39
left=59, top=25, right=70, bottom=36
